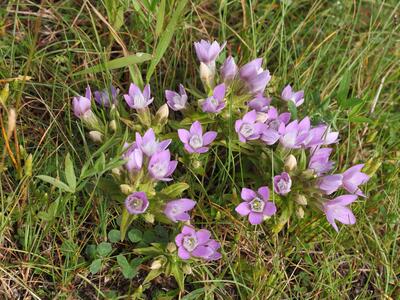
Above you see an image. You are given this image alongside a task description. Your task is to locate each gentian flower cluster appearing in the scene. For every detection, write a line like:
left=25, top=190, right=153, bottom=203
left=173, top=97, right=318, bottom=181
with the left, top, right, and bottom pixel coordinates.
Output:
left=72, top=38, right=371, bottom=274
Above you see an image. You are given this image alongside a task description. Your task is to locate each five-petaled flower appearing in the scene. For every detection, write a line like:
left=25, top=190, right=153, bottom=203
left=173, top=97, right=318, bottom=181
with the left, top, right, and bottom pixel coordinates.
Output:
left=323, top=195, right=357, bottom=232
left=165, top=84, right=188, bottom=111
left=175, top=226, right=221, bottom=261
left=234, top=110, right=266, bottom=143
left=125, top=192, right=149, bottom=215
left=136, top=128, right=171, bottom=157
left=178, top=121, right=217, bottom=154
left=201, top=83, right=226, bottom=113
left=273, top=172, right=292, bottom=195
left=164, top=199, right=196, bottom=222
left=124, top=83, right=153, bottom=110
left=281, top=84, right=304, bottom=107
left=235, top=186, right=277, bottom=225
left=148, top=150, right=178, bottom=182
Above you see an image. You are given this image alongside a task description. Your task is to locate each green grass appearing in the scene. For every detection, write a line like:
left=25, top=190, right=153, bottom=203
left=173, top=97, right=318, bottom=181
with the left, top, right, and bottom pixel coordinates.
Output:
left=1, top=0, right=399, bottom=299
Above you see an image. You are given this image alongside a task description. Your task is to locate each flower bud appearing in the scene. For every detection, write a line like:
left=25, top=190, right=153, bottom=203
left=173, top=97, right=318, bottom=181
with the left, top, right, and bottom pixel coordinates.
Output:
left=109, top=120, right=117, bottom=132
left=112, top=167, right=122, bottom=176
left=120, top=184, right=133, bottom=195
left=284, top=154, right=297, bottom=172
left=296, top=206, right=305, bottom=219
left=143, top=213, right=155, bottom=224
left=24, top=154, right=33, bottom=177
left=295, top=194, right=307, bottom=206
left=166, top=242, right=177, bottom=253
left=0, top=83, right=9, bottom=107
left=6, top=108, right=16, bottom=140
left=150, top=259, right=163, bottom=270
left=156, top=103, right=169, bottom=121
left=182, top=264, right=192, bottom=275
left=200, top=62, right=215, bottom=88
left=88, top=131, right=103, bottom=143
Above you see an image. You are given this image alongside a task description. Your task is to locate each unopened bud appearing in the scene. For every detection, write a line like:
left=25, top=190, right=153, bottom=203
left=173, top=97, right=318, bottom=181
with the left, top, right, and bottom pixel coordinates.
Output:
left=296, top=206, right=305, bottom=219
left=112, top=167, right=122, bottom=176
left=295, top=194, right=307, bottom=206
left=6, top=108, right=16, bottom=140
left=166, top=242, right=176, bottom=253
left=143, top=213, right=155, bottom=224
left=150, top=259, right=163, bottom=270
left=0, top=83, right=9, bottom=106
left=24, top=154, right=33, bottom=177
left=284, top=154, right=297, bottom=172
left=109, top=120, right=117, bottom=132
left=182, top=264, right=192, bottom=275
left=155, top=104, right=169, bottom=125
left=88, top=131, right=103, bottom=143
left=200, top=62, right=215, bottom=88
left=120, top=184, right=133, bottom=195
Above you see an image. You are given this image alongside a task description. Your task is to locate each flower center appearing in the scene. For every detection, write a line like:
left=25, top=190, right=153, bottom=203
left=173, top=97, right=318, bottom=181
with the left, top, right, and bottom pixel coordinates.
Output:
left=133, top=94, right=146, bottom=108
left=277, top=180, right=288, bottom=192
left=268, top=120, right=280, bottom=131
left=150, top=162, right=168, bottom=177
left=210, top=97, right=219, bottom=107
left=183, top=236, right=198, bottom=252
left=240, top=123, right=254, bottom=138
left=142, top=140, right=158, bottom=156
left=250, top=197, right=265, bottom=212
left=129, top=197, right=143, bottom=211
left=189, top=134, right=203, bottom=149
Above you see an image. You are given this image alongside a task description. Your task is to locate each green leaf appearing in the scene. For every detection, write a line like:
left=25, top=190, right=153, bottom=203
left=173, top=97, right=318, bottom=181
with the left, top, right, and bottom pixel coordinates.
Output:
left=155, top=0, right=166, bottom=37
left=120, top=208, right=137, bottom=241
left=128, top=229, right=143, bottom=243
left=160, top=182, right=189, bottom=198
left=171, top=263, right=185, bottom=291
left=287, top=100, right=297, bottom=120
left=337, top=71, right=351, bottom=106
left=97, top=242, right=112, bottom=257
left=349, top=116, right=372, bottom=123
left=108, top=230, right=121, bottom=243
left=339, top=97, right=362, bottom=109
left=146, top=0, right=188, bottom=82
left=36, top=175, right=73, bottom=193
left=74, top=53, right=152, bottom=76
left=143, top=268, right=163, bottom=284
left=90, top=258, right=102, bottom=274
left=117, top=255, right=136, bottom=279
left=64, top=153, right=76, bottom=192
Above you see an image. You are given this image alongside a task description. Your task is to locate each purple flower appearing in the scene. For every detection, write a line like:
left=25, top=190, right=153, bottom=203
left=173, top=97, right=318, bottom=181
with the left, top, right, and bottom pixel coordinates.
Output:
left=164, top=199, right=196, bottom=222
left=318, top=174, right=343, bottom=195
left=308, top=148, right=334, bottom=176
left=165, top=84, right=188, bottom=111
left=318, top=164, right=369, bottom=196
left=201, top=83, right=226, bottom=113
left=234, top=110, right=266, bottom=143
left=304, top=125, right=339, bottom=148
left=148, top=150, right=177, bottom=181
left=220, top=56, right=238, bottom=83
left=235, top=187, right=277, bottom=225
left=94, top=85, right=119, bottom=107
left=248, top=94, right=271, bottom=113
left=72, top=85, right=92, bottom=118
left=273, top=172, right=292, bottom=195
left=323, top=195, right=357, bottom=232
left=278, top=117, right=311, bottom=149
left=194, top=40, right=226, bottom=65
left=135, top=128, right=171, bottom=157
left=178, top=121, right=217, bottom=153
left=125, top=192, right=149, bottom=215
left=123, top=143, right=143, bottom=173
left=259, top=106, right=291, bottom=145
left=175, top=226, right=221, bottom=261
left=239, top=58, right=271, bottom=94
left=124, top=83, right=153, bottom=110
left=281, top=84, right=304, bottom=107
left=342, top=164, right=369, bottom=196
